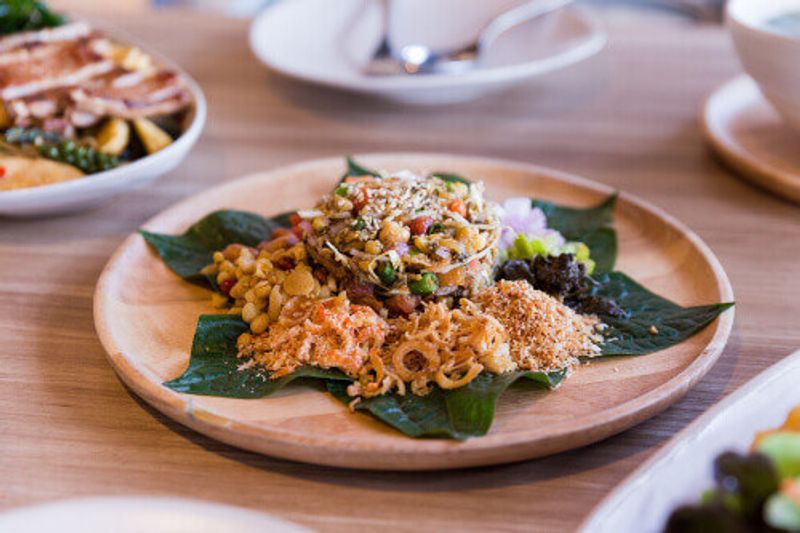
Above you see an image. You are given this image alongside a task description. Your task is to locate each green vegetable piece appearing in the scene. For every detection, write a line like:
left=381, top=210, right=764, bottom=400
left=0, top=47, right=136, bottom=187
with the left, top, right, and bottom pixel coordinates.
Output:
left=334, top=184, right=349, bottom=197
left=700, top=489, right=718, bottom=505
left=532, top=194, right=618, bottom=274
left=508, top=234, right=549, bottom=260
left=758, top=432, right=800, bottom=479
left=428, top=222, right=445, bottom=234
left=352, top=217, right=366, bottom=231
left=376, top=261, right=396, bottom=285
left=409, top=272, right=438, bottom=295
left=765, top=491, right=800, bottom=532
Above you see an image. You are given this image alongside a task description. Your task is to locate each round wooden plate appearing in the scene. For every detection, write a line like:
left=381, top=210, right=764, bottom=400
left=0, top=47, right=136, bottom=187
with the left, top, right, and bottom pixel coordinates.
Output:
left=94, top=154, right=734, bottom=471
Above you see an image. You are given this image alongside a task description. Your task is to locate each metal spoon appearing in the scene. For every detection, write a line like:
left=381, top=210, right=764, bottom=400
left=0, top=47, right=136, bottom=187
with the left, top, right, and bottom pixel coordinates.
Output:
left=366, top=0, right=574, bottom=76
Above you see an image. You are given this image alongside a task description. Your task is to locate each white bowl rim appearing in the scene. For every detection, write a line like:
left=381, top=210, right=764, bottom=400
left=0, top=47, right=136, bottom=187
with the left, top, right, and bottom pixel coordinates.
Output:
left=0, top=19, right=207, bottom=203
left=726, top=0, right=800, bottom=45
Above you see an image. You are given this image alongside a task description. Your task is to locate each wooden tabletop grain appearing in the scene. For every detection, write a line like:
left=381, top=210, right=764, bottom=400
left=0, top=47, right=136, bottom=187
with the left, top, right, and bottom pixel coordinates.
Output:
left=1, top=4, right=799, bottom=532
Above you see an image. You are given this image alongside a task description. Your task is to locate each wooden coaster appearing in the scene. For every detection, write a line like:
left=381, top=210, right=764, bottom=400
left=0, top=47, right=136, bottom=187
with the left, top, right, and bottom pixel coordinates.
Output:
left=702, top=75, right=800, bottom=204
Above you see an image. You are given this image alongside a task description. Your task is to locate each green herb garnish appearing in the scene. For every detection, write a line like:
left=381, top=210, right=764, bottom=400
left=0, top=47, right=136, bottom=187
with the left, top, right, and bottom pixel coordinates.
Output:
left=428, top=222, right=445, bottom=234
left=0, top=0, right=65, bottom=35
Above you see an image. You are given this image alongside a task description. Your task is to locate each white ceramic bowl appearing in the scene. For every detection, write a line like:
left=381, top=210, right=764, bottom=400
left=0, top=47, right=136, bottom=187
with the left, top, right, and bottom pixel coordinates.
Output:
left=727, top=0, right=800, bottom=131
left=0, top=43, right=206, bottom=217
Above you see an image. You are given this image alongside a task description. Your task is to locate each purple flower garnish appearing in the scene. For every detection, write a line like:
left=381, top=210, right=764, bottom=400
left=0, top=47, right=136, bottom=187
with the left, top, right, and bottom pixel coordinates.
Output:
left=498, top=197, right=564, bottom=248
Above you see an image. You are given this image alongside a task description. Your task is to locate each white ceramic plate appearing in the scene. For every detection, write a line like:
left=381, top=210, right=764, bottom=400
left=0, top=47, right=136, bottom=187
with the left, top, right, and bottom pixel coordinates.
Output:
left=0, top=28, right=207, bottom=217
left=249, top=0, right=606, bottom=105
left=0, top=496, right=308, bottom=533
left=581, top=348, right=800, bottom=533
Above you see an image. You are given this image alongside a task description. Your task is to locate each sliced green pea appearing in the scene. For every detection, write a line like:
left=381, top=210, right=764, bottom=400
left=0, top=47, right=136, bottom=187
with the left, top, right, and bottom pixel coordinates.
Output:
left=376, top=261, right=396, bottom=285
left=409, top=272, right=438, bottom=295
left=428, top=223, right=445, bottom=234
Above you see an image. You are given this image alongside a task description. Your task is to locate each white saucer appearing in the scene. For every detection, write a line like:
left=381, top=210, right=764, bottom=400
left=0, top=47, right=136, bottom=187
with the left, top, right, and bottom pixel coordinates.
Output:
left=249, top=0, right=606, bottom=105
left=0, top=496, right=308, bottom=533
left=701, top=75, right=800, bottom=204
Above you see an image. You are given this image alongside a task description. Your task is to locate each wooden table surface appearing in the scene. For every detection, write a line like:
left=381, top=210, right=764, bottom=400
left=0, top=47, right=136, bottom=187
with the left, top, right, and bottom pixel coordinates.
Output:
left=2, top=4, right=799, bottom=532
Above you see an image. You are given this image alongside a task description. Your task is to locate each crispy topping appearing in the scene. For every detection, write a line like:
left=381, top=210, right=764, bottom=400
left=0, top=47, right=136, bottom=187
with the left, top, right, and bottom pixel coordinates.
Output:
left=474, top=280, right=603, bottom=372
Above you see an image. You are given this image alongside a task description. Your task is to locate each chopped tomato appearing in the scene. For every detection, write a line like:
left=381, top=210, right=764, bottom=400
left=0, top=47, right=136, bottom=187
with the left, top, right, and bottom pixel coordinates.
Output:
left=259, top=234, right=298, bottom=252
left=275, top=256, right=296, bottom=270
left=344, top=175, right=374, bottom=184
left=409, top=216, right=433, bottom=236
left=466, top=259, right=481, bottom=275
left=289, top=213, right=302, bottom=227
left=352, top=187, right=369, bottom=214
left=292, top=220, right=313, bottom=239
left=0, top=166, right=5, bottom=178
left=386, top=294, right=420, bottom=316
left=448, top=199, right=467, bottom=217
left=218, top=278, right=236, bottom=295
left=271, top=227, right=293, bottom=239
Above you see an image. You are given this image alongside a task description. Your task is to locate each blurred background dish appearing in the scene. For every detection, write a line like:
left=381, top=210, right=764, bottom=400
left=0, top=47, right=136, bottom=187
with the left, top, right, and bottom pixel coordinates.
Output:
left=702, top=75, right=800, bottom=204
left=0, top=6, right=206, bottom=217
left=580, top=348, right=800, bottom=533
left=0, top=75, right=204, bottom=217
left=727, top=0, right=800, bottom=131
left=248, top=0, right=606, bottom=105
left=0, top=496, right=308, bottom=533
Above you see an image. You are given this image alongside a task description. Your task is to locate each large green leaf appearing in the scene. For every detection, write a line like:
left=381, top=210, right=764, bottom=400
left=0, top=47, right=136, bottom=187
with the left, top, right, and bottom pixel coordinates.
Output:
left=429, top=172, right=471, bottom=185
left=592, top=272, right=733, bottom=356
left=327, top=369, right=566, bottom=439
left=533, top=194, right=618, bottom=274
left=141, top=210, right=290, bottom=288
left=532, top=193, right=617, bottom=238
left=340, top=157, right=380, bottom=184
left=164, top=314, right=349, bottom=398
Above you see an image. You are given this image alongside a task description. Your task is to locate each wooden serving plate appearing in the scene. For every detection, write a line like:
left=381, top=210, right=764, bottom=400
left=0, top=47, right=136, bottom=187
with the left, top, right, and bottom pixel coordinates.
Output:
left=94, top=154, right=734, bottom=470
